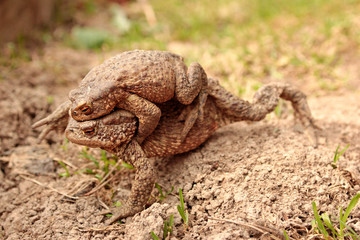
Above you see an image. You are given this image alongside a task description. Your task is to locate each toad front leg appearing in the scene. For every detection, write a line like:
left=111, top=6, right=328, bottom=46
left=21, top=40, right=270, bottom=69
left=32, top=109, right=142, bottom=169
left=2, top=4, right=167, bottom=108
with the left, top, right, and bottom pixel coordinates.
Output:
left=105, top=140, right=156, bottom=225
left=118, top=93, right=161, bottom=143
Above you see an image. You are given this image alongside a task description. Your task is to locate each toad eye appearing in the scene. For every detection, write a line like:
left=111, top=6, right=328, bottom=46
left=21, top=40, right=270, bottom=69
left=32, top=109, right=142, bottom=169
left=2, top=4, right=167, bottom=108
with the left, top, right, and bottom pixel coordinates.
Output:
left=83, top=127, right=96, bottom=136
left=80, top=106, right=92, bottom=115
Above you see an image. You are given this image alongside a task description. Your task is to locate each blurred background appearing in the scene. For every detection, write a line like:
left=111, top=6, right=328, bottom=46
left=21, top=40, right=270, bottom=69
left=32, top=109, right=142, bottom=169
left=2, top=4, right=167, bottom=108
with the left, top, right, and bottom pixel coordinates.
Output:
left=1, top=1, right=360, bottom=238
left=1, top=0, right=360, bottom=96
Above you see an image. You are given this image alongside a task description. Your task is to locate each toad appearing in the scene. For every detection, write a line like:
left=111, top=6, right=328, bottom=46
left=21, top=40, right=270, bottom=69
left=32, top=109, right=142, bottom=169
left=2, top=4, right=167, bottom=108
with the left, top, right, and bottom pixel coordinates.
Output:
left=33, top=50, right=208, bottom=143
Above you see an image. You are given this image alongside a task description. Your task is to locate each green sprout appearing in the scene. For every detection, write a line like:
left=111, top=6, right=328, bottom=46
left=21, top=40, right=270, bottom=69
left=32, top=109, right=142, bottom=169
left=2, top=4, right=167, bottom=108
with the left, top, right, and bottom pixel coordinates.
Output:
left=312, top=193, right=360, bottom=240
left=57, top=160, right=70, bottom=177
left=177, top=188, right=189, bottom=229
left=332, top=144, right=350, bottom=169
left=80, top=147, right=99, bottom=168
left=60, top=138, right=69, bottom=152
left=150, top=214, right=173, bottom=240
left=155, top=183, right=174, bottom=201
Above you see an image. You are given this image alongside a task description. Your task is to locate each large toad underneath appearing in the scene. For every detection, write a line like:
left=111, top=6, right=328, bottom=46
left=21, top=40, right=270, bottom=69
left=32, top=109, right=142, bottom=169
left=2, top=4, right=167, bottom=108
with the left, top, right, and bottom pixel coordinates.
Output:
left=33, top=50, right=208, bottom=143
left=65, top=77, right=319, bottom=224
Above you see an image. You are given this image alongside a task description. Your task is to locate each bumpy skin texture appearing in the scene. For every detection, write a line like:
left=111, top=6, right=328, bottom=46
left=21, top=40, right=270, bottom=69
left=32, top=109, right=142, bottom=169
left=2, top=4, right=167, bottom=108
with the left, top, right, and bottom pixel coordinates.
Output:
left=33, top=50, right=208, bottom=143
left=65, top=77, right=318, bottom=224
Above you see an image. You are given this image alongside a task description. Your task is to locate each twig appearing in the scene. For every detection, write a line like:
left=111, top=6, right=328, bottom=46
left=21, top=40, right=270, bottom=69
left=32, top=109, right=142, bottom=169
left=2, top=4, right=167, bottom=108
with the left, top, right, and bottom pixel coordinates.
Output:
left=79, top=225, right=125, bottom=232
left=97, top=196, right=110, bottom=210
left=20, top=175, right=78, bottom=200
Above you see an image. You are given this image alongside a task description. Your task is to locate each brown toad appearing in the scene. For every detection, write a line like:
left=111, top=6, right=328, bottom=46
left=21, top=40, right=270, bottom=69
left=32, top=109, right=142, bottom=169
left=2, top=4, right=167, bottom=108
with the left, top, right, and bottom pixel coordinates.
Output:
left=33, top=50, right=208, bottom=143
left=65, top=77, right=319, bottom=224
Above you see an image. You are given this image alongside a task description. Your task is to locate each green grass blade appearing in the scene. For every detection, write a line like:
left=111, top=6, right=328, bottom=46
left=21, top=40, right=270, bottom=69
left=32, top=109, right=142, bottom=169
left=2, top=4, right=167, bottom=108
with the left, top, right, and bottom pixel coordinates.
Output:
left=342, top=193, right=360, bottom=223
left=150, top=231, right=160, bottom=240
left=312, top=201, right=329, bottom=237
left=333, top=144, right=350, bottom=164
left=155, top=183, right=164, bottom=199
left=340, top=219, right=360, bottom=240
left=169, top=214, right=174, bottom=233
left=57, top=160, right=70, bottom=177
left=344, top=233, right=356, bottom=240
left=338, top=144, right=350, bottom=158
left=121, top=161, right=134, bottom=169
left=283, top=230, right=290, bottom=240
left=333, top=145, right=340, bottom=163
left=177, top=205, right=186, bottom=222
left=166, top=186, right=174, bottom=196
left=340, top=206, right=345, bottom=236
left=100, top=150, right=108, bottom=161
left=163, top=220, right=168, bottom=239
left=321, top=213, right=338, bottom=238
left=80, top=148, right=99, bottom=168
left=179, top=188, right=185, bottom=210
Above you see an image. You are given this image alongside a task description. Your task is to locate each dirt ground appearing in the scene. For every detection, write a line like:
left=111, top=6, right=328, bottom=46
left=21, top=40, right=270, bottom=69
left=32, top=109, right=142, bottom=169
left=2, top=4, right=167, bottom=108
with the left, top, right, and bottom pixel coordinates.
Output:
left=0, top=43, right=359, bottom=240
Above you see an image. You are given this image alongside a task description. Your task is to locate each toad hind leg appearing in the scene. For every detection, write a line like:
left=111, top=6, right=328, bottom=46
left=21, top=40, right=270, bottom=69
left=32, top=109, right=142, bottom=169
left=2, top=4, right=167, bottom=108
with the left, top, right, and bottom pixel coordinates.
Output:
left=104, top=140, right=155, bottom=225
left=32, top=100, right=71, bottom=142
left=209, top=79, right=319, bottom=146
left=117, top=93, right=161, bottom=144
left=252, top=83, right=319, bottom=146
